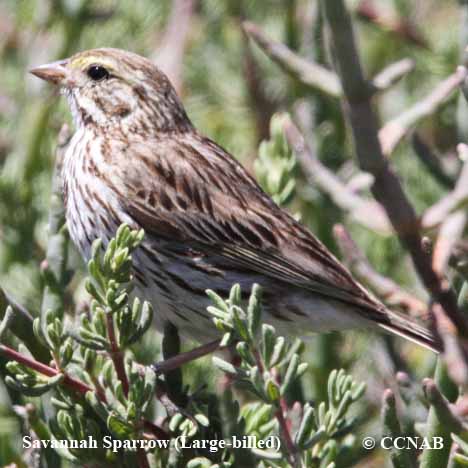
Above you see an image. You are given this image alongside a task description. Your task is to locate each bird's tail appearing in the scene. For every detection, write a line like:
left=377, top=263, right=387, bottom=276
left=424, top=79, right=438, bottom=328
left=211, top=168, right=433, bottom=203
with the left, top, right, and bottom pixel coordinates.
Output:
left=377, top=308, right=440, bottom=353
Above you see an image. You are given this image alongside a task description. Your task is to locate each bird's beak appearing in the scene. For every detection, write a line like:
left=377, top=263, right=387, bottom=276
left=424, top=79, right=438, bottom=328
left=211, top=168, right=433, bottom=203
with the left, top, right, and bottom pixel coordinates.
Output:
left=30, top=59, right=69, bottom=85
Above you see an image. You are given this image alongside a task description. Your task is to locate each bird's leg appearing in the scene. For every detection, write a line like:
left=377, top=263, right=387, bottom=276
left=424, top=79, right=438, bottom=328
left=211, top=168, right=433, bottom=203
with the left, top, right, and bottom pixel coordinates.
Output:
left=151, top=339, right=223, bottom=374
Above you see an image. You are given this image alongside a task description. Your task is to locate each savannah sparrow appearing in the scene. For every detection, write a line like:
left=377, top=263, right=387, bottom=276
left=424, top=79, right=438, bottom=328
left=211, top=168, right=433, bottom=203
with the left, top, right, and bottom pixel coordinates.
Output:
left=31, top=48, right=437, bottom=351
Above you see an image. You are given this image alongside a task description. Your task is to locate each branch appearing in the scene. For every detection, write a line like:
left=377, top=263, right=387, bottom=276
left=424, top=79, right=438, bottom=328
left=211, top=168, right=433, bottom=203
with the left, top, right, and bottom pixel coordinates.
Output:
left=106, top=313, right=129, bottom=396
left=411, top=132, right=456, bottom=190
left=371, top=58, right=415, bottom=92
left=0, top=288, right=49, bottom=361
left=0, top=343, right=169, bottom=440
left=356, top=0, right=428, bottom=48
left=161, top=322, right=184, bottom=406
left=283, top=117, right=392, bottom=234
left=432, top=304, right=468, bottom=387
left=431, top=145, right=468, bottom=274
left=152, top=339, right=222, bottom=374
left=450, top=240, right=468, bottom=281
left=0, top=343, right=100, bottom=399
left=379, top=68, right=467, bottom=156
left=152, top=0, right=197, bottom=94
left=422, top=144, right=468, bottom=232
left=333, top=224, right=428, bottom=319
left=243, top=21, right=413, bottom=98
left=321, top=0, right=468, bottom=337
left=252, top=348, right=297, bottom=466
left=243, top=21, right=341, bottom=97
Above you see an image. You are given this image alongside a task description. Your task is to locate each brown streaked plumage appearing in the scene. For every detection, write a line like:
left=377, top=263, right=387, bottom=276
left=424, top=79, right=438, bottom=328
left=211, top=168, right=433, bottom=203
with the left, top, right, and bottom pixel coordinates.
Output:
left=31, top=48, right=438, bottom=351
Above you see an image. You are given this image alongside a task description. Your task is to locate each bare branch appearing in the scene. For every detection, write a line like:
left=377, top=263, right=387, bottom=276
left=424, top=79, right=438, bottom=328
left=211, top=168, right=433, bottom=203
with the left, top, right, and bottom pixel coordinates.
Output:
left=356, top=0, right=428, bottom=48
left=333, top=224, right=428, bottom=319
left=411, top=132, right=456, bottom=190
left=283, top=117, right=392, bottom=233
left=321, top=0, right=468, bottom=337
left=243, top=21, right=414, bottom=100
left=379, top=68, right=467, bottom=156
left=449, top=241, right=468, bottom=281
left=433, top=213, right=467, bottom=274
left=243, top=21, right=341, bottom=97
left=431, top=146, right=468, bottom=274
left=422, top=144, right=468, bottom=230
left=431, top=304, right=468, bottom=387
left=371, top=58, right=415, bottom=92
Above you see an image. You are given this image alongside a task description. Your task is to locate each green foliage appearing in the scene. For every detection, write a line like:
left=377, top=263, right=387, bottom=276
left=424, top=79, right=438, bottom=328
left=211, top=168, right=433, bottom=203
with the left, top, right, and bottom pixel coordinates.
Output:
left=207, top=284, right=366, bottom=467
left=255, top=113, right=297, bottom=206
left=0, top=1, right=468, bottom=467
left=2, top=226, right=160, bottom=466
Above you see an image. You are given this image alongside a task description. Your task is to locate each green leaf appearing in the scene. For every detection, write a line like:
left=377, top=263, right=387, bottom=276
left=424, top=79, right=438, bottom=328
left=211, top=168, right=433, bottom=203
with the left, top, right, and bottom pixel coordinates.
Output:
left=247, top=284, right=262, bottom=337
left=280, top=353, right=300, bottom=395
left=213, top=356, right=240, bottom=376
left=206, top=290, right=229, bottom=313
left=265, top=379, right=280, bottom=402
left=107, top=414, right=135, bottom=439
left=5, top=373, right=64, bottom=397
left=269, top=336, right=285, bottom=368
left=261, top=324, right=276, bottom=367
left=228, top=284, right=242, bottom=306
left=295, top=404, right=315, bottom=446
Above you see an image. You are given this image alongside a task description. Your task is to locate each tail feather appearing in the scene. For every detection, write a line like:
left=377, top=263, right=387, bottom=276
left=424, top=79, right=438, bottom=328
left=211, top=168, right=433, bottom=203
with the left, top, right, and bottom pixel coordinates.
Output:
left=377, top=309, right=440, bottom=353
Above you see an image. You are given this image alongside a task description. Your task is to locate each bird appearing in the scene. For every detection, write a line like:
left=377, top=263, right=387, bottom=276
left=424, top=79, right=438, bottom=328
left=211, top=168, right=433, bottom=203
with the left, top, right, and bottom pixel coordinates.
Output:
left=30, top=48, right=438, bottom=353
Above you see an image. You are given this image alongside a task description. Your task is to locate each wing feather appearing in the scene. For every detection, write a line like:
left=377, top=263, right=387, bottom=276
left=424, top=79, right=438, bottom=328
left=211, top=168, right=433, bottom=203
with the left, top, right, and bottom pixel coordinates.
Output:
left=118, top=133, right=380, bottom=315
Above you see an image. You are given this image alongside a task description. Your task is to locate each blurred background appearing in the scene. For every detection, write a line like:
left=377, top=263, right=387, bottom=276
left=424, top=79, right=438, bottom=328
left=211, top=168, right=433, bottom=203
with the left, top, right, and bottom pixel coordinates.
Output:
left=0, top=0, right=466, bottom=466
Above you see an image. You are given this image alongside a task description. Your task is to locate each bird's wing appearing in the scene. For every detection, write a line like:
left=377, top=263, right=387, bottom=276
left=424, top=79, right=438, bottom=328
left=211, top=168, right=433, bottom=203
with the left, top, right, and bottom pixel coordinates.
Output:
left=118, top=133, right=381, bottom=314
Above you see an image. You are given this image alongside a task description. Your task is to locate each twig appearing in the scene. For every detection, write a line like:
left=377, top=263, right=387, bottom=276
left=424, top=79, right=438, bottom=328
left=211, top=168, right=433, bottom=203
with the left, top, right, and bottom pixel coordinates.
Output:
left=422, top=144, right=468, bottom=230
left=379, top=68, right=467, bottom=156
left=252, top=349, right=297, bottom=467
left=283, top=117, right=392, bottom=233
left=243, top=21, right=342, bottom=97
left=106, top=313, right=129, bottom=396
left=371, top=58, right=415, bottom=92
left=333, top=224, right=428, bottom=319
left=244, top=21, right=414, bottom=99
left=152, top=339, right=222, bottom=374
left=161, top=322, right=184, bottom=406
left=411, top=132, right=456, bottom=190
left=433, top=213, right=467, bottom=276
left=321, top=0, right=468, bottom=337
left=152, top=0, right=196, bottom=94
left=0, top=342, right=169, bottom=440
left=356, top=0, right=428, bottom=48
left=0, top=288, right=49, bottom=361
left=432, top=304, right=468, bottom=387
left=449, top=241, right=468, bottom=281
left=0, top=343, right=101, bottom=399
left=275, top=407, right=297, bottom=466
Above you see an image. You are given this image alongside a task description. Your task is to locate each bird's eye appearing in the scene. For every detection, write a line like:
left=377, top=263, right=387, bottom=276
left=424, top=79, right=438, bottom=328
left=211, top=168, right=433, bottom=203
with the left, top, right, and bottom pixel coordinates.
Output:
left=87, top=65, right=109, bottom=81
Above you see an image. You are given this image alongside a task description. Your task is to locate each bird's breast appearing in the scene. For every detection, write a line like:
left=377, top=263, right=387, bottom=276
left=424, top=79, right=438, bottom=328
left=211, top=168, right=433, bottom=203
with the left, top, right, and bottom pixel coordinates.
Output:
left=62, top=130, right=135, bottom=261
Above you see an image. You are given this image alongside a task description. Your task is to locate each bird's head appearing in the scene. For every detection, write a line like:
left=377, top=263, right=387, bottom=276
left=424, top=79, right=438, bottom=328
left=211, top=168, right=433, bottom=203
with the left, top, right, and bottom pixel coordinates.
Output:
left=30, top=48, right=192, bottom=133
